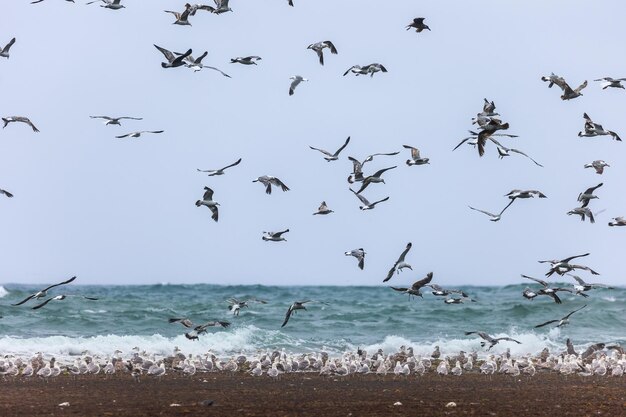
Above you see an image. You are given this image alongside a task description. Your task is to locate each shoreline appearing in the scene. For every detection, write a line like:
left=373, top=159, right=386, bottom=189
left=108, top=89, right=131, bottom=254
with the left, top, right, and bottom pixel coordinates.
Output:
left=1, top=373, right=624, bottom=416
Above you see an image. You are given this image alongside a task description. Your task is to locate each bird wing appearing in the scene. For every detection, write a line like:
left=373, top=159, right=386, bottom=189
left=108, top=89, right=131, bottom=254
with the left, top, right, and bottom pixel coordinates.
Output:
left=349, top=188, right=370, bottom=206
left=348, top=157, right=363, bottom=175
left=154, top=44, right=175, bottom=62
left=521, top=274, right=548, bottom=287
left=570, top=264, right=600, bottom=275
left=202, top=187, right=214, bottom=201
left=371, top=166, right=397, bottom=178
left=333, top=136, right=350, bottom=156
left=115, top=133, right=132, bottom=138
left=535, top=319, right=559, bottom=328
left=568, top=275, right=586, bottom=286
left=397, top=242, right=412, bottom=263
left=318, top=201, right=328, bottom=211
left=281, top=304, right=295, bottom=327
left=172, top=49, right=192, bottom=66
left=3, top=37, right=16, bottom=52
left=209, top=205, right=218, bottom=222
left=370, top=196, right=390, bottom=207
left=289, top=78, right=302, bottom=95
left=452, top=136, right=474, bottom=151
left=90, top=116, right=114, bottom=121
left=574, top=80, right=588, bottom=93
left=309, top=146, right=332, bottom=157
left=200, top=65, right=230, bottom=77
left=583, top=183, right=603, bottom=195
left=412, top=272, right=433, bottom=290
left=468, top=206, right=497, bottom=218
left=324, top=41, right=338, bottom=54
left=11, top=293, right=37, bottom=306
left=273, top=229, right=289, bottom=238
left=42, top=275, right=77, bottom=292
left=219, top=158, right=242, bottom=171
left=270, top=177, right=289, bottom=192
left=498, top=199, right=515, bottom=216
left=118, top=117, right=143, bottom=121
left=561, top=253, right=590, bottom=263
left=383, top=266, right=396, bottom=282
left=343, top=66, right=358, bottom=76
left=508, top=148, right=544, bottom=167
left=495, top=337, right=522, bottom=344
left=390, top=287, right=409, bottom=292
left=31, top=297, right=57, bottom=310
left=563, top=304, right=587, bottom=320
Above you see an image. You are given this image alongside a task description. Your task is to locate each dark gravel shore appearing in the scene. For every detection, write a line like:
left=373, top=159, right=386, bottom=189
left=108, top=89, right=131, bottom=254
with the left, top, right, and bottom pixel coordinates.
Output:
left=1, top=373, right=625, bottom=416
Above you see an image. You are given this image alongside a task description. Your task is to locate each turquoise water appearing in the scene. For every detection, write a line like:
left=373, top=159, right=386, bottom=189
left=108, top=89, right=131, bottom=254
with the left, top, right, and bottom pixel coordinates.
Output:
left=0, top=284, right=623, bottom=360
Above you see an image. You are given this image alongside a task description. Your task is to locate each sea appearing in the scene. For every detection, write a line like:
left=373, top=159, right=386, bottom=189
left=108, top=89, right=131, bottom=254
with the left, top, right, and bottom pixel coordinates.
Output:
left=0, top=284, right=623, bottom=361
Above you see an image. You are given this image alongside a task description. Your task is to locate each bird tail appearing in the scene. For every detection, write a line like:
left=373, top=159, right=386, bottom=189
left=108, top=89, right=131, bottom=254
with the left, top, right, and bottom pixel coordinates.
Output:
left=1, top=118, right=8, bottom=128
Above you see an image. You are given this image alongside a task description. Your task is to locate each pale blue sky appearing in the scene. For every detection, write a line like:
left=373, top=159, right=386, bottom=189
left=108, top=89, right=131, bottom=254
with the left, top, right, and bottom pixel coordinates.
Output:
left=1, top=0, right=625, bottom=286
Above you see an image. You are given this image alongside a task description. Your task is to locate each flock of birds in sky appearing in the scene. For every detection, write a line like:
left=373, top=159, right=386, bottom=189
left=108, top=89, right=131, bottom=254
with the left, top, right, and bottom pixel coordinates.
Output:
left=0, top=0, right=624, bottom=381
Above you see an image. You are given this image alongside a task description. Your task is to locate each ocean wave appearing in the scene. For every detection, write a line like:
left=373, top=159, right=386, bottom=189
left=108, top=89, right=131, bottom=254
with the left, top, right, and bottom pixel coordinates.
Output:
left=0, top=285, right=9, bottom=298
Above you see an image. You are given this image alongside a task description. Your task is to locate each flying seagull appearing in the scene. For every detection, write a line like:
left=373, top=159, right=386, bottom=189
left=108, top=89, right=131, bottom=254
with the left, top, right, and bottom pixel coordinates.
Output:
left=578, top=183, right=603, bottom=208
left=468, top=200, right=515, bottom=222
left=567, top=206, right=595, bottom=223
left=174, top=51, right=231, bottom=76
left=534, top=305, right=587, bottom=328
left=307, top=41, right=338, bottom=65
left=227, top=298, right=267, bottom=316
left=313, top=201, right=333, bottom=215
left=488, top=137, right=543, bottom=167
left=406, top=17, right=430, bottom=33
left=281, top=301, right=310, bottom=327
left=541, top=73, right=567, bottom=89
left=345, top=248, right=365, bottom=270
left=289, top=75, right=308, bottom=96
left=521, top=274, right=574, bottom=304
left=253, top=175, right=289, bottom=194
left=403, top=145, right=429, bottom=166
left=2, top=116, right=39, bottom=132
left=0, top=37, right=16, bottom=58
left=452, top=130, right=518, bottom=153
left=343, top=63, right=387, bottom=77
left=262, top=229, right=289, bottom=242
left=32, top=294, right=99, bottom=310
left=594, top=77, right=626, bottom=90
left=89, top=115, right=142, bottom=126
left=230, top=56, right=262, bottom=65
left=609, top=216, right=626, bottom=227
left=349, top=188, right=389, bottom=210
left=154, top=44, right=192, bottom=68
left=309, top=136, right=350, bottom=161
left=347, top=153, right=399, bottom=183
left=464, top=331, right=521, bottom=350
left=578, top=113, right=621, bottom=141
left=567, top=274, right=614, bottom=295
left=184, top=320, right=231, bottom=340
left=475, top=118, right=511, bottom=157
left=202, top=0, right=232, bottom=14
left=584, top=160, right=609, bottom=175
left=197, top=158, right=241, bottom=176
left=383, top=242, right=413, bottom=282
left=427, top=284, right=472, bottom=299
left=560, top=80, right=587, bottom=100
left=505, top=189, right=547, bottom=202
left=86, top=0, right=125, bottom=9
left=195, top=186, right=219, bottom=222
left=538, top=253, right=600, bottom=277
left=115, top=130, right=164, bottom=139
left=390, top=272, right=434, bottom=299
left=12, top=276, right=77, bottom=306
left=0, top=189, right=14, bottom=198
left=355, top=166, right=397, bottom=194
left=164, top=7, right=193, bottom=25
left=31, top=0, right=75, bottom=3
left=169, top=317, right=194, bottom=328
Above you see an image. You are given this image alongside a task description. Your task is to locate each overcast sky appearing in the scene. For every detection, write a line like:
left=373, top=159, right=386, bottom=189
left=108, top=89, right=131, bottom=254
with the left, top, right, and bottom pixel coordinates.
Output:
left=1, top=0, right=625, bottom=286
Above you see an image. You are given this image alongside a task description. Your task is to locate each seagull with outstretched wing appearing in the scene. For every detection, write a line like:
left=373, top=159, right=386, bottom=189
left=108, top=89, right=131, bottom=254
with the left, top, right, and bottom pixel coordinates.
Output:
left=12, top=276, right=77, bottom=306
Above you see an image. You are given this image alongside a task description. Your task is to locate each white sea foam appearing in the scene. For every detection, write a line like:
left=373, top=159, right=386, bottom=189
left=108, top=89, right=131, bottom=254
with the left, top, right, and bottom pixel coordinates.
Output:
left=0, top=285, right=9, bottom=298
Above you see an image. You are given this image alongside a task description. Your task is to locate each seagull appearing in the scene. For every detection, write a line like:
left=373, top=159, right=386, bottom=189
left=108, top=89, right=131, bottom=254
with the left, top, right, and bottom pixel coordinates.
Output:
left=578, top=113, right=621, bottom=141
left=2, top=116, right=39, bottom=132
left=0, top=189, right=14, bottom=198
left=406, top=17, right=430, bottom=33
left=194, top=320, right=230, bottom=334
left=475, top=119, right=511, bottom=156
left=89, top=115, right=142, bottom=126
left=184, top=3, right=217, bottom=15
left=344, top=248, right=365, bottom=270
left=0, top=37, right=15, bottom=58
left=468, top=200, right=515, bottom=222
left=349, top=188, right=389, bottom=210
left=262, top=229, right=289, bottom=242
left=197, top=158, right=241, bottom=176
left=464, top=332, right=521, bottom=350
left=383, top=242, right=413, bottom=282
left=609, top=216, right=626, bottom=227
left=253, top=175, right=289, bottom=194
left=594, top=77, right=626, bottom=90
left=230, top=56, right=262, bottom=65
left=309, top=137, right=350, bottom=162
left=31, top=0, right=75, bottom=3
left=390, top=272, right=434, bottom=299
left=313, top=201, right=333, bottom=215
left=164, top=7, right=193, bottom=25
left=567, top=206, right=595, bottom=223
left=281, top=301, right=311, bottom=327
left=227, top=298, right=267, bottom=316
left=12, top=276, right=77, bottom=306
left=521, top=275, right=575, bottom=304
left=355, top=166, right=397, bottom=194
left=174, top=51, right=231, bottom=76
left=168, top=317, right=194, bottom=328
left=427, top=284, right=472, bottom=299
left=538, top=253, right=600, bottom=277
left=541, top=72, right=567, bottom=89
left=115, top=130, right=164, bottom=139
left=289, top=75, right=308, bottom=96
left=32, top=294, right=99, bottom=310
left=452, top=130, right=518, bottom=153
left=307, top=41, right=338, bottom=65
left=86, top=0, right=125, bottom=9
left=578, top=183, right=603, bottom=208
left=487, top=137, right=543, bottom=167
left=567, top=274, right=613, bottom=295
left=153, top=44, right=192, bottom=68
left=203, top=0, right=232, bottom=14
left=195, top=187, right=219, bottom=222
left=584, top=160, right=610, bottom=175
left=402, top=145, right=429, bottom=166
left=347, top=157, right=365, bottom=184
left=522, top=287, right=538, bottom=300
left=505, top=189, right=547, bottom=202
left=534, top=305, right=587, bottom=328
left=343, top=63, right=387, bottom=77
left=560, top=80, right=587, bottom=100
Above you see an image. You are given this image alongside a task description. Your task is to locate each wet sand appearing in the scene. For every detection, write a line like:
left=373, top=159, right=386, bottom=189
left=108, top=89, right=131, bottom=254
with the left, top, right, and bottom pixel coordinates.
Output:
left=1, top=373, right=625, bottom=416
